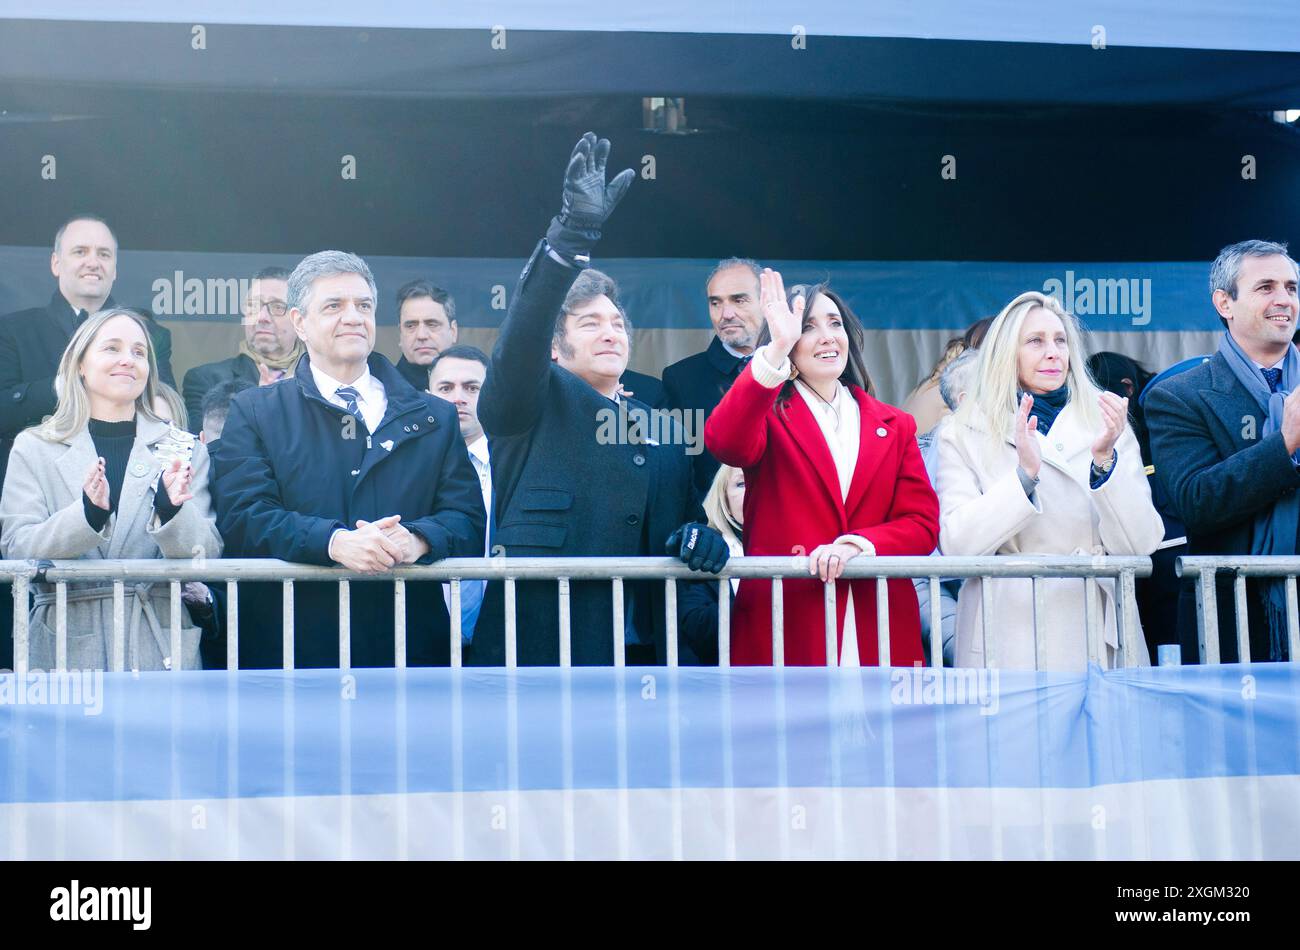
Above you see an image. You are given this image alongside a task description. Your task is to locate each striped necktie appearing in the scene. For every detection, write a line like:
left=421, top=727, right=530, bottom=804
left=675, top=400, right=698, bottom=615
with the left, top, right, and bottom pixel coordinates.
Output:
left=335, top=385, right=364, bottom=425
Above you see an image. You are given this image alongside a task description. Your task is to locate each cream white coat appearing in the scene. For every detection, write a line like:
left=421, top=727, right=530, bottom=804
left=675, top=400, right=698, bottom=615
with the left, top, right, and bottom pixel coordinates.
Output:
left=935, top=402, right=1164, bottom=670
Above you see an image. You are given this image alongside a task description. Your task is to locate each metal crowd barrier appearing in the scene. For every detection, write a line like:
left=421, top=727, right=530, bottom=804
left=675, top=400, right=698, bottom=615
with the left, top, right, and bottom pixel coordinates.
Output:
left=1177, top=556, right=1300, bottom=663
left=0, top=555, right=1153, bottom=673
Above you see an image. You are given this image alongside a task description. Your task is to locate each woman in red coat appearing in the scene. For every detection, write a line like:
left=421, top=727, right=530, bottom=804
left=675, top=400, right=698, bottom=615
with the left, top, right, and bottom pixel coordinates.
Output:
left=704, top=269, right=940, bottom=666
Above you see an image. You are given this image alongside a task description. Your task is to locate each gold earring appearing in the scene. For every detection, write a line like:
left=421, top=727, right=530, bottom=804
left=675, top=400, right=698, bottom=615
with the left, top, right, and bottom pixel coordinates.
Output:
left=788, top=363, right=799, bottom=381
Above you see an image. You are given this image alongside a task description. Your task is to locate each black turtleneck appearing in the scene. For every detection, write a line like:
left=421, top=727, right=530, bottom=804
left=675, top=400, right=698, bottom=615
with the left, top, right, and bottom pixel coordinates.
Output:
left=82, top=417, right=182, bottom=531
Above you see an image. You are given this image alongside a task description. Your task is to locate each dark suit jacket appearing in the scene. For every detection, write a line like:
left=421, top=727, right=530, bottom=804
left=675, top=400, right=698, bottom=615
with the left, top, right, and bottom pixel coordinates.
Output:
left=620, top=369, right=663, bottom=407
left=396, top=355, right=431, bottom=392
left=474, top=243, right=709, bottom=666
left=658, top=336, right=749, bottom=496
left=182, top=353, right=259, bottom=433
left=1145, top=351, right=1300, bottom=662
left=0, top=292, right=174, bottom=485
left=211, top=351, right=486, bottom=668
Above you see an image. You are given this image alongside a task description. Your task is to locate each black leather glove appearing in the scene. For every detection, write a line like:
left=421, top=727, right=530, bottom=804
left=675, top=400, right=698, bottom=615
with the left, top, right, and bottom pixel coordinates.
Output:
left=545, top=132, right=635, bottom=262
left=666, top=522, right=731, bottom=574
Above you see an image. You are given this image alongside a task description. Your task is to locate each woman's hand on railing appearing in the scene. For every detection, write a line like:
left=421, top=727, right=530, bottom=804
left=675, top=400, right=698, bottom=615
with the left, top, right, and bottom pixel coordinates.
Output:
left=807, top=542, right=862, bottom=582
left=1013, top=393, right=1042, bottom=479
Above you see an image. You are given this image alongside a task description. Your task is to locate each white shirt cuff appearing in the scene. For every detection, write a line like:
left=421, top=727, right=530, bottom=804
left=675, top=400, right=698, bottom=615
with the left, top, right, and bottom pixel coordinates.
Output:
left=328, top=528, right=345, bottom=562
left=751, top=346, right=792, bottom=388
left=835, top=534, right=876, bottom=555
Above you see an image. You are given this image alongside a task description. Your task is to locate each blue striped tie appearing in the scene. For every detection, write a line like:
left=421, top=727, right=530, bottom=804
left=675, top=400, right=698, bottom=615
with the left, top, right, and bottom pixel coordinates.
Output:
left=335, top=385, right=364, bottom=424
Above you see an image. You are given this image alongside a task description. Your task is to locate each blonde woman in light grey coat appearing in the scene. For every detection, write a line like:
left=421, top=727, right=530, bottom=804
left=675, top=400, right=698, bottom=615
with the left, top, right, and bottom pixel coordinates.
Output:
left=0, top=309, right=223, bottom=671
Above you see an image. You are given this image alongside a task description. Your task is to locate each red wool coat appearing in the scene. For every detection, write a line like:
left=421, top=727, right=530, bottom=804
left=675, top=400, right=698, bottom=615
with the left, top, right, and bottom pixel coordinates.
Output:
left=704, top=367, right=939, bottom=666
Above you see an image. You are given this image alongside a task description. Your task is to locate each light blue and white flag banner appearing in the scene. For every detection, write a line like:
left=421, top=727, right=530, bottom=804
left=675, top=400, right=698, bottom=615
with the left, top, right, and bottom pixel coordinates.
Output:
left=2, top=664, right=1298, bottom=859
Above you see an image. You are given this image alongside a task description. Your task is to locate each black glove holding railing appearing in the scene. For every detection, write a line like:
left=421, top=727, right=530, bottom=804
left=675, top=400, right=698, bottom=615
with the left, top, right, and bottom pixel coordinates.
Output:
left=666, top=522, right=731, bottom=574
left=545, top=131, right=635, bottom=264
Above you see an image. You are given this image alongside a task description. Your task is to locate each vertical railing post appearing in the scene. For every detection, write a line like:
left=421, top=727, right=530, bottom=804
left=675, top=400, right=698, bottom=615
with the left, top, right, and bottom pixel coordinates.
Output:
left=771, top=577, right=785, bottom=668
left=112, top=580, right=125, bottom=672
left=665, top=578, right=678, bottom=668
left=449, top=579, right=463, bottom=669
left=928, top=574, right=942, bottom=669
left=1233, top=573, right=1251, bottom=663
left=505, top=577, right=517, bottom=670
left=337, top=579, right=350, bottom=671
left=717, top=578, right=731, bottom=669
left=393, top=578, right=407, bottom=670
left=282, top=580, right=295, bottom=671
left=1196, top=569, right=1221, bottom=665
left=169, top=579, right=183, bottom=671
left=13, top=573, right=30, bottom=675
left=875, top=576, right=890, bottom=668
left=558, top=577, right=572, bottom=668
left=55, top=580, right=68, bottom=672
left=823, top=580, right=837, bottom=667
left=612, top=577, right=625, bottom=667
left=1119, top=570, right=1138, bottom=669
left=227, top=580, right=240, bottom=671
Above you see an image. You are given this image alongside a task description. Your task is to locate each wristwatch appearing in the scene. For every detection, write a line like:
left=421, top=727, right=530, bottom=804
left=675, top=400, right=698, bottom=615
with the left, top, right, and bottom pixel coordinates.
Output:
left=1091, top=450, right=1117, bottom=477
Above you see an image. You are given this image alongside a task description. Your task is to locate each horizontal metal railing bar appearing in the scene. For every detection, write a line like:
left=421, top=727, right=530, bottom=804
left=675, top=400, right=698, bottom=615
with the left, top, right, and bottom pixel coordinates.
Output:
left=5, top=555, right=1153, bottom=584
left=1178, top=556, right=1300, bottom=577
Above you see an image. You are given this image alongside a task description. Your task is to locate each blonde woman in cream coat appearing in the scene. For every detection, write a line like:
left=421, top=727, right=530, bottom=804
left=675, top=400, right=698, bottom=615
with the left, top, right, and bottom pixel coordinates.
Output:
left=936, top=291, right=1163, bottom=671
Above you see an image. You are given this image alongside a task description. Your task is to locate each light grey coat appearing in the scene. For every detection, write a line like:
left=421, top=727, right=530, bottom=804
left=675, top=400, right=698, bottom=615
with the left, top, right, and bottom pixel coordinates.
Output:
left=0, top=416, right=223, bottom=670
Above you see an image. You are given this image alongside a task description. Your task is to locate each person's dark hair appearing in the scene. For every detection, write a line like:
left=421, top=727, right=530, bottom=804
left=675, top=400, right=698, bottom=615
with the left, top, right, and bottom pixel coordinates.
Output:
left=430, top=344, right=489, bottom=373
left=395, top=279, right=456, bottom=323
left=963, top=316, right=995, bottom=350
left=201, top=377, right=255, bottom=433
left=253, top=266, right=291, bottom=282
left=756, top=281, right=874, bottom=404
left=53, top=213, right=116, bottom=254
left=1086, top=351, right=1152, bottom=400
left=553, top=269, right=632, bottom=357
left=1086, top=351, right=1155, bottom=466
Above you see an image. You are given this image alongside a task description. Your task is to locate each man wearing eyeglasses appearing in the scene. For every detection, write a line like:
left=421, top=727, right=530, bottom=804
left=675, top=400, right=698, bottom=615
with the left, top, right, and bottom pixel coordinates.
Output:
left=181, top=265, right=305, bottom=432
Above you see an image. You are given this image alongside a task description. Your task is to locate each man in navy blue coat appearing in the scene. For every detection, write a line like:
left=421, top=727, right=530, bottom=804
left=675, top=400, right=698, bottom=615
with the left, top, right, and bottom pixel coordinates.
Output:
left=473, top=133, right=730, bottom=666
left=1146, top=240, right=1300, bottom=663
left=212, top=250, right=485, bottom=668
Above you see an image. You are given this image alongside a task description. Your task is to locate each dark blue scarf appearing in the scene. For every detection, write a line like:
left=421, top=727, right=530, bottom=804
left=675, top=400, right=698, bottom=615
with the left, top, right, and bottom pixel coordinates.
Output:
left=1018, top=385, right=1070, bottom=435
left=1217, top=331, right=1300, bottom=660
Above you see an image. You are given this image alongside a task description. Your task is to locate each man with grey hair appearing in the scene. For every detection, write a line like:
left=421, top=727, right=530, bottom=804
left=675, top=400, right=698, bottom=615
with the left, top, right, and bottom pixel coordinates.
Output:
left=474, top=132, right=730, bottom=667
left=1147, top=239, right=1300, bottom=663
left=659, top=256, right=764, bottom=495
left=212, top=249, right=486, bottom=668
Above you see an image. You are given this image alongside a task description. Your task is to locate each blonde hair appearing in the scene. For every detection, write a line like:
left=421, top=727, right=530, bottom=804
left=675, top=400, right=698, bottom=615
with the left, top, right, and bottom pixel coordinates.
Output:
left=701, top=464, right=744, bottom=551
left=953, top=291, right=1101, bottom=446
left=152, top=381, right=189, bottom=431
left=37, top=308, right=165, bottom=442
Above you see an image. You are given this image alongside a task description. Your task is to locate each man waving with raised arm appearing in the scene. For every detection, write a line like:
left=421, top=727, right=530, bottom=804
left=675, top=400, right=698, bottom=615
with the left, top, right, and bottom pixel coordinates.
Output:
left=474, top=132, right=730, bottom=667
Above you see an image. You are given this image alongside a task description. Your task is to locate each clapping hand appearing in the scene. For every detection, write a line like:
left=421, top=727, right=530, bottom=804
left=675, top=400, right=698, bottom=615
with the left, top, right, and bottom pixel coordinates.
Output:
left=1091, top=391, right=1129, bottom=467
left=1013, top=393, right=1042, bottom=479
left=161, top=458, right=195, bottom=506
left=83, top=457, right=109, bottom=511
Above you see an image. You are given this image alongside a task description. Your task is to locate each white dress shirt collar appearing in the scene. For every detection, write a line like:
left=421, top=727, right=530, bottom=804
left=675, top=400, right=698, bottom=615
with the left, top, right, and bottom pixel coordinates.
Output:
left=311, top=361, right=387, bottom=433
